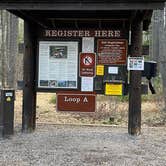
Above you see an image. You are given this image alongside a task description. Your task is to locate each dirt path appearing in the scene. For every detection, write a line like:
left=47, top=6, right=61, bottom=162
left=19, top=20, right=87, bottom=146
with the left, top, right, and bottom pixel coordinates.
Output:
left=0, top=124, right=166, bottom=166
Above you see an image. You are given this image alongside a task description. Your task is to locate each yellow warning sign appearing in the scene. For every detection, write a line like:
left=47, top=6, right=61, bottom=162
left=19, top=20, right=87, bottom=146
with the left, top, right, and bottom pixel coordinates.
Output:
left=6, top=97, right=11, bottom=102
left=105, top=83, right=123, bottom=96
left=96, top=65, right=104, bottom=76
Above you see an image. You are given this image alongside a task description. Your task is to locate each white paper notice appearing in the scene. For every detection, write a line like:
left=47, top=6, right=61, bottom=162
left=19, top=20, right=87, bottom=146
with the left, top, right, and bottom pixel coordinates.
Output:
left=81, top=77, right=94, bottom=92
left=127, top=57, right=144, bottom=71
left=108, top=67, right=118, bottom=74
left=82, top=37, right=94, bottom=53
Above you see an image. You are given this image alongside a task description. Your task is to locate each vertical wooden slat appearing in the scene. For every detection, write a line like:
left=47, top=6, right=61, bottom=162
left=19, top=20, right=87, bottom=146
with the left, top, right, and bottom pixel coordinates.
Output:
left=128, top=18, right=143, bottom=135
left=22, top=21, right=37, bottom=132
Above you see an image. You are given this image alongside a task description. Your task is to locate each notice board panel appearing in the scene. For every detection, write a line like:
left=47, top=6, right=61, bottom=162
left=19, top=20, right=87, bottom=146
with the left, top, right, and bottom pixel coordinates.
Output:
left=97, top=39, right=127, bottom=65
left=38, top=41, right=78, bottom=89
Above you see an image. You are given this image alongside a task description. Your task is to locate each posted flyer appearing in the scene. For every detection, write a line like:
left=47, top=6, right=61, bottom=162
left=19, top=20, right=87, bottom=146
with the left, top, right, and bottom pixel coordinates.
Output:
left=38, top=41, right=78, bottom=89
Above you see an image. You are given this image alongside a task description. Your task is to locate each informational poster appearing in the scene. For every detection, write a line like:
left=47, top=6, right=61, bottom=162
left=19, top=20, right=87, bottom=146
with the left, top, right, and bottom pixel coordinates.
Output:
left=97, top=39, right=127, bottom=65
left=127, top=57, right=144, bottom=71
left=81, top=77, right=94, bottom=92
left=38, top=41, right=78, bottom=89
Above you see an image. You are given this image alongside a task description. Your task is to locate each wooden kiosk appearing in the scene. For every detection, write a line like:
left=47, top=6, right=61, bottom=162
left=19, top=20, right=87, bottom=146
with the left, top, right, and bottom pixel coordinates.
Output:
left=0, top=0, right=165, bottom=135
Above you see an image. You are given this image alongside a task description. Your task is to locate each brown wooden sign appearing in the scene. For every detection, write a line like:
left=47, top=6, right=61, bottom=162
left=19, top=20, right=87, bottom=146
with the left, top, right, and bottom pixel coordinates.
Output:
left=57, top=91, right=96, bottom=112
left=97, top=39, right=127, bottom=65
left=79, top=53, right=96, bottom=77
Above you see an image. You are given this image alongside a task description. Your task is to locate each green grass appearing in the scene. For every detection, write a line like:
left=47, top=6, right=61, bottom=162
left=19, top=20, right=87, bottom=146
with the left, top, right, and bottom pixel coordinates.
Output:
left=49, top=96, right=56, bottom=104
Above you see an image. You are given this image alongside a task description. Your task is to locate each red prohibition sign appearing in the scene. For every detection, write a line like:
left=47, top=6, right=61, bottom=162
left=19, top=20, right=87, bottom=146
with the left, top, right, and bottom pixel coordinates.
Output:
left=80, top=53, right=95, bottom=67
left=79, top=53, right=96, bottom=77
left=83, top=56, right=93, bottom=66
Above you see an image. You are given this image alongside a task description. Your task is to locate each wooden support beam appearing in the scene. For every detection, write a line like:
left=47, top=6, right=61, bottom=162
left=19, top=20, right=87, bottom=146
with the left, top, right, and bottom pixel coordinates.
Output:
left=128, top=18, right=143, bottom=135
left=0, top=2, right=165, bottom=10
left=22, top=21, right=37, bottom=133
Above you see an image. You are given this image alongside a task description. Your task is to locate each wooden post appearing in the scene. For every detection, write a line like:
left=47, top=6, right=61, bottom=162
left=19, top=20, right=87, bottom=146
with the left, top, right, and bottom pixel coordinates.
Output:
left=22, top=21, right=37, bottom=132
left=128, top=18, right=143, bottom=135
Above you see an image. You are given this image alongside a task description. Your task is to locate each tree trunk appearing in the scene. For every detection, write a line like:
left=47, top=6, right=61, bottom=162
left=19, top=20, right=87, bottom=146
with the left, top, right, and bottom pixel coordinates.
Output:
left=0, top=10, right=7, bottom=88
left=6, top=13, right=18, bottom=88
left=160, top=5, right=166, bottom=111
left=152, top=7, right=166, bottom=111
left=152, top=11, right=160, bottom=63
left=128, top=18, right=143, bottom=135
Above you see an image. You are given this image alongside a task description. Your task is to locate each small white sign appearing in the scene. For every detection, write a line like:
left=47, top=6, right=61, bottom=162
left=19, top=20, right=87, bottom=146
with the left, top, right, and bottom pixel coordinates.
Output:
left=82, top=37, right=94, bottom=53
left=108, top=67, right=118, bottom=74
left=5, top=92, right=13, bottom=97
left=81, top=77, right=94, bottom=92
left=127, top=57, right=144, bottom=71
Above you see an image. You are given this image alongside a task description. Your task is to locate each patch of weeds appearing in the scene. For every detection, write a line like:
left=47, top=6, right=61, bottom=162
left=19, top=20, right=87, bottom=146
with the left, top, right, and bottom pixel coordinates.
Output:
left=141, top=95, right=151, bottom=102
left=117, top=94, right=158, bottom=103
left=153, top=74, right=163, bottom=93
left=117, top=93, right=160, bottom=103
left=49, top=96, right=56, bottom=104
left=95, top=103, right=110, bottom=120
left=117, top=118, right=122, bottom=123
left=117, top=95, right=128, bottom=102
left=102, top=117, right=119, bottom=125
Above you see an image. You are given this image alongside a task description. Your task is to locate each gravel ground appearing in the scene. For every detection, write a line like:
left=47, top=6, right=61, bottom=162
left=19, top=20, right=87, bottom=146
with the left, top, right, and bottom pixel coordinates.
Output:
left=0, top=124, right=166, bottom=166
